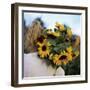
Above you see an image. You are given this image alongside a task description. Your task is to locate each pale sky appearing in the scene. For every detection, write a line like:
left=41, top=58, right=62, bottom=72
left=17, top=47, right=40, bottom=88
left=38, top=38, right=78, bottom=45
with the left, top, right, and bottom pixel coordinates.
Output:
left=24, top=12, right=81, bottom=36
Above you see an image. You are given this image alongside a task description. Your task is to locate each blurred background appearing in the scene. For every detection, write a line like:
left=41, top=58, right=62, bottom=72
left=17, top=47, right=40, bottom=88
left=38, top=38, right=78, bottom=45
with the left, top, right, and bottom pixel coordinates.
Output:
left=24, top=12, right=81, bottom=36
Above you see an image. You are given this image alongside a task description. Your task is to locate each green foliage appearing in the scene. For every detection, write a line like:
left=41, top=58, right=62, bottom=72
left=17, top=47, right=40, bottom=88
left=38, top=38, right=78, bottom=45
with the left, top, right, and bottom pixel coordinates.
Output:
left=64, top=56, right=80, bottom=75
left=37, top=22, right=80, bottom=75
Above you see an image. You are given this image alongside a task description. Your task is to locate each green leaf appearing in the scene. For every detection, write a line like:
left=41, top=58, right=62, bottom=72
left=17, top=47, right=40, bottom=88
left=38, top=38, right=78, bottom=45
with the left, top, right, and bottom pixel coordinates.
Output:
left=56, top=36, right=65, bottom=44
left=48, top=39, right=57, bottom=46
left=53, top=45, right=64, bottom=53
left=53, top=46, right=60, bottom=52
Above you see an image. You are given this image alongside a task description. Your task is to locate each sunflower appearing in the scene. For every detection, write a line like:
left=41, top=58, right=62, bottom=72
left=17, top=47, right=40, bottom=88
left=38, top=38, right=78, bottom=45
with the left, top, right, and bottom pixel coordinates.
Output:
left=52, top=51, right=72, bottom=65
left=49, top=53, right=53, bottom=60
left=55, top=22, right=65, bottom=31
left=53, top=31, right=60, bottom=37
left=66, top=46, right=72, bottom=53
left=47, top=30, right=60, bottom=37
left=37, top=35, right=46, bottom=46
left=67, top=29, right=72, bottom=38
left=72, top=50, right=80, bottom=59
left=37, top=42, right=50, bottom=58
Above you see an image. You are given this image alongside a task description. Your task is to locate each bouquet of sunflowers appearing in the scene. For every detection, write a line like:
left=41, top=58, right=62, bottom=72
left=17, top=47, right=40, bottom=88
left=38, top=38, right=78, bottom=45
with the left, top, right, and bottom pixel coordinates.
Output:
left=36, top=22, right=80, bottom=75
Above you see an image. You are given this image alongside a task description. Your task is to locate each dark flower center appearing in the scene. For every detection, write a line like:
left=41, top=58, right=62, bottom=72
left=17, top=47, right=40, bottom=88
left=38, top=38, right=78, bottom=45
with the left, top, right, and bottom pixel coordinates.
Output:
left=37, top=36, right=45, bottom=43
left=57, top=26, right=60, bottom=29
left=48, top=34, right=56, bottom=39
left=42, top=45, right=47, bottom=51
left=72, top=53, right=76, bottom=57
left=59, top=55, right=67, bottom=60
left=65, top=38, right=69, bottom=42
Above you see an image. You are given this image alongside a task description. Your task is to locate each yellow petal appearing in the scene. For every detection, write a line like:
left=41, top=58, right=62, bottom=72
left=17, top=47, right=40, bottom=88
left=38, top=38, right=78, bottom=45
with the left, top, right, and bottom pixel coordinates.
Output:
left=67, top=29, right=72, bottom=38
